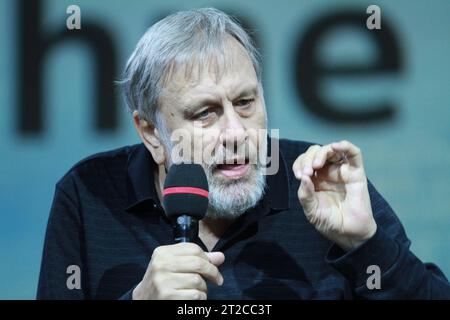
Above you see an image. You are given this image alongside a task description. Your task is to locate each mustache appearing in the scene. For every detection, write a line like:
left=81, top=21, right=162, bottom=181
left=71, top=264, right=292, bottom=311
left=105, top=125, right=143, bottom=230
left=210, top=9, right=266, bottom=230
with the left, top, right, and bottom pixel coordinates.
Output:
left=204, top=144, right=260, bottom=169
left=164, top=132, right=269, bottom=170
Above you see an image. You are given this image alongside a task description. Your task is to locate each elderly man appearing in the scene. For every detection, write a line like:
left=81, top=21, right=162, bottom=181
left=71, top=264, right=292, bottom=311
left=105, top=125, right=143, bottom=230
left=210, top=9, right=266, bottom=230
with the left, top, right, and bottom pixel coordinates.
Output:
left=37, top=8, right=449, bottom=300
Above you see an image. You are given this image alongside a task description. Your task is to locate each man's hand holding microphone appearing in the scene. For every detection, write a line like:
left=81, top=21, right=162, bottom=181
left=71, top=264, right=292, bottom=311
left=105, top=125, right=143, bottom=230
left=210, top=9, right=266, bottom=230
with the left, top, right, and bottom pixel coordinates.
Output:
left=133, top=164, right=224, bottom=300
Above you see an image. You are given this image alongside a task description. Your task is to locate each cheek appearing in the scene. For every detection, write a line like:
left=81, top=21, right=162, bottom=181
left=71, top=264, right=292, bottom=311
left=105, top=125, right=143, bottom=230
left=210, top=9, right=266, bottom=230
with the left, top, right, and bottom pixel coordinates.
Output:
left=242, top=106, right=267, bottom=141
left=249, top=103, right=267, bottom=128
left=258, top=104, right=268, bottom=126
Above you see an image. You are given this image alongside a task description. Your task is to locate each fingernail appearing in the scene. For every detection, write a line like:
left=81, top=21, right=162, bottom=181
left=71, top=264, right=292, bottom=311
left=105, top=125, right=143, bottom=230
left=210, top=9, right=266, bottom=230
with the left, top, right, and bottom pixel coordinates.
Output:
left=219, top=275, right=224, bottom=286
left=313, top=159, right=320, bottom=167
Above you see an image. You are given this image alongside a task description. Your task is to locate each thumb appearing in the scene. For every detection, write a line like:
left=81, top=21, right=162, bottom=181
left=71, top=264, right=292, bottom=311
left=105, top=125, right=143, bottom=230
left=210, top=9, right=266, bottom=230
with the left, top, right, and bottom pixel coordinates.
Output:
left=206, top=251, right=225, bottom=267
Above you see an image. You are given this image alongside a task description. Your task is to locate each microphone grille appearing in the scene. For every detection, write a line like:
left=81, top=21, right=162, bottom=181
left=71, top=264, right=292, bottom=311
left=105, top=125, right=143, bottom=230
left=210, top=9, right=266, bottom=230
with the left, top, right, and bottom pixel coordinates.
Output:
left=163, top=163, right=209, bottom=220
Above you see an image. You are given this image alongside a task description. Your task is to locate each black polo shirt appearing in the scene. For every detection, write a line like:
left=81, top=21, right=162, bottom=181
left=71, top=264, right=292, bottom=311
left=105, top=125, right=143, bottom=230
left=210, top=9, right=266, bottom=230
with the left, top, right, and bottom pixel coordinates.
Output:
left=37, top=139, right=450, bottom=299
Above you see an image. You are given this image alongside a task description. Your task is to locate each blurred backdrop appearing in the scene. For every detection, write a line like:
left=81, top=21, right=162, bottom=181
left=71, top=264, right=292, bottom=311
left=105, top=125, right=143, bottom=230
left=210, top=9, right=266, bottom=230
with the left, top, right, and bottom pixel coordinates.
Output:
left=0, top=0, right=449, bottom=299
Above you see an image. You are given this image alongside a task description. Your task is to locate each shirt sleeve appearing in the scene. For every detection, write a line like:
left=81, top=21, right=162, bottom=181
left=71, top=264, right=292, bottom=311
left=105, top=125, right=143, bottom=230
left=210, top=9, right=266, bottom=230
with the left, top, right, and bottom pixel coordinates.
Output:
left=118, top=285, right=138, bottom=300
left=37, top=178, right=88, bottom=299
left=325, top=180, right=450, bottom=299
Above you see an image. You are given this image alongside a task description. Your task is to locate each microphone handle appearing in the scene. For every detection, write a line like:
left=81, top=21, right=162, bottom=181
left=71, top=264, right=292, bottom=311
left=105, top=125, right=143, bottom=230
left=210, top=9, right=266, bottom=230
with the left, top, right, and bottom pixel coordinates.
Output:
left=173, top=215, right=199, bottom=243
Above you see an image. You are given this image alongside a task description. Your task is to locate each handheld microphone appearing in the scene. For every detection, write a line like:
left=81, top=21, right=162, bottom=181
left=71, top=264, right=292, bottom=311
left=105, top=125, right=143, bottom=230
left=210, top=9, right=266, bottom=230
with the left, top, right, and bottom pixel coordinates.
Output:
left=163, top=163, right=209, bottom=243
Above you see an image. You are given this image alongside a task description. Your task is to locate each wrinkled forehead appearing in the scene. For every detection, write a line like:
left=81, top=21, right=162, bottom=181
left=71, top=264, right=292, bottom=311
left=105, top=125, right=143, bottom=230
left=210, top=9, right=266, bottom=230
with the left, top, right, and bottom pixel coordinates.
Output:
left=160, top=35, right=258, bottom=97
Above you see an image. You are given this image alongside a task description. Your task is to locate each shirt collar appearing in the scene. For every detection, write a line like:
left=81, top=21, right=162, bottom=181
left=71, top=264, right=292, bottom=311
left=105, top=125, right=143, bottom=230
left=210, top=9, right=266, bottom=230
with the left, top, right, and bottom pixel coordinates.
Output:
left=126, top=144, right=159, bottom=211
left=265, top=138, right=290, bottom=211
left=125, top=139, right=290, bottom=212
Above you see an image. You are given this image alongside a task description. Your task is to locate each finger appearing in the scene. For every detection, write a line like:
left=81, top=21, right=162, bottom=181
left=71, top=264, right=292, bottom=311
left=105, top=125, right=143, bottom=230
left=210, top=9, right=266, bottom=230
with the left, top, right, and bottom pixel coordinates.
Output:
left=205, top=252, right=225, bottom=267
left=171, top=273, right=208, bottom=292
left=292, top=154, right=304, bottom=179
left=156, top=243, right=210, bottom=262
left=300, top=145, right=321, bottom=177
left=331, top=140, right=363, bottom=167
left=311, top=145, right=331, bottom=170
left=311, top=144, right=342, bottom=170
left=169, top=289, right=207, bottom=300
left=170, top=256, right=223, bottom=286
left=298, top=174, right=318, bottom=213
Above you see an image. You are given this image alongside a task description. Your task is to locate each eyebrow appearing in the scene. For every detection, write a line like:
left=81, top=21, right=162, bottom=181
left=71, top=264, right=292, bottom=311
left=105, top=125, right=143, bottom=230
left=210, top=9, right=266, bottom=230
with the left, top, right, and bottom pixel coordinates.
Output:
left=182, top=97, right=221, bottom=116
left=233, top=84, right=259, bottom=100
left=182, top=84, right=259, bottom=116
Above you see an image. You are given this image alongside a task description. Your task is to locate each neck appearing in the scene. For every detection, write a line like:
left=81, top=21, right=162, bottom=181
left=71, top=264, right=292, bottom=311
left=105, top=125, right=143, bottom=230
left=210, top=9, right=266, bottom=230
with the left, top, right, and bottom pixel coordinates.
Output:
left=198, top=216, right=234, bottom=251
left=154, top=163, right=166, bottom=202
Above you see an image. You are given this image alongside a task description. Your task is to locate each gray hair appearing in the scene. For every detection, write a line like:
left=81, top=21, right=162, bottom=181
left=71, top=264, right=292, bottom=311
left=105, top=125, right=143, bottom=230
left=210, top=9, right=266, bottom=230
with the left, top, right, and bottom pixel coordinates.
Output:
left=119, top=7, right=262, bottom=125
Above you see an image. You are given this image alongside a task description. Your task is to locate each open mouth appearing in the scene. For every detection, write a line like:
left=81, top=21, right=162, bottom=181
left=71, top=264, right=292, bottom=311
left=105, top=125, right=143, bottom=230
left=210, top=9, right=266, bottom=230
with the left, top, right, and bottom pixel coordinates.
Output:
left=214, top=159, right=250, bottom=179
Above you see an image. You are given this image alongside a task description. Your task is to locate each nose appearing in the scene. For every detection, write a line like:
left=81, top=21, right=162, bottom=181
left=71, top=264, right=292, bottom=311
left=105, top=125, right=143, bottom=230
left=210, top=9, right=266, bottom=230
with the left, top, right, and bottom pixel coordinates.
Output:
left=220, top=106, right=248, bottom=153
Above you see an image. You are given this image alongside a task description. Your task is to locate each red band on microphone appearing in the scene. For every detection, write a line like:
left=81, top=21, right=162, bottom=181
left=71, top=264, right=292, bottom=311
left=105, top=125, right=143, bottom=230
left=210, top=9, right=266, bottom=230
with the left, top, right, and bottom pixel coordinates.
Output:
left=163, top=187, right=209, bottom=198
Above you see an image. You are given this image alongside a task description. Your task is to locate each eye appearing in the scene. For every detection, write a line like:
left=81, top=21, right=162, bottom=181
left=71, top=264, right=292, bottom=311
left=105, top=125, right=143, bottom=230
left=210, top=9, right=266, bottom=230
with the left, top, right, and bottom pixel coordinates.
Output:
left=235, top=98, right=254, bottom=108
left=193, top=109, right=212, bottom=120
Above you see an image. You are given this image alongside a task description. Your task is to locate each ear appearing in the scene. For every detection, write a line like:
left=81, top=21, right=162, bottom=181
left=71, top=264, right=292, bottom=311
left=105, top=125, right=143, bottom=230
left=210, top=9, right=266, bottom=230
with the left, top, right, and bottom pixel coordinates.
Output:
left=132, top=111, right=166, bottom=165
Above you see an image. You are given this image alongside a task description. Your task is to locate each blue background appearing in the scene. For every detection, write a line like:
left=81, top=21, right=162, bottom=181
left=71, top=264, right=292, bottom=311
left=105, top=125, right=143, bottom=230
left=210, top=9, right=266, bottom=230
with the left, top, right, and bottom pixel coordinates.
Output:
left=0, top=0, right=449, bottom=299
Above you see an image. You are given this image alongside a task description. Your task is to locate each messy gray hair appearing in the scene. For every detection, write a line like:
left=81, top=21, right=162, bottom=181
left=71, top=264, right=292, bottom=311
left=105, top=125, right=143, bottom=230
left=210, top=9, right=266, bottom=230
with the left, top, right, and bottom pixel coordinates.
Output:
left=119, top=7, right=262, bottom=125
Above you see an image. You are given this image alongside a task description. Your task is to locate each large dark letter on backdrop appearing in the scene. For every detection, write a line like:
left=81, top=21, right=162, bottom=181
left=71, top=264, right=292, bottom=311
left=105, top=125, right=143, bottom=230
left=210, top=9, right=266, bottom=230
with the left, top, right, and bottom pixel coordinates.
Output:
left=295, top=10, right=402, bottom=123
left=18, top=0, right=118, bottom=134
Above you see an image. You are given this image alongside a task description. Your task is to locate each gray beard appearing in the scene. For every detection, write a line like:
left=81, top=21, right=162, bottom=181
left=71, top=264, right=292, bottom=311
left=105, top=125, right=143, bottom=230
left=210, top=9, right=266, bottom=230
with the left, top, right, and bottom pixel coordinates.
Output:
left=204, top=163, right=266, bottom=220
left=158, top=122, right=267, bottom=220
